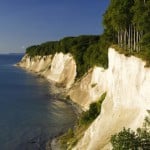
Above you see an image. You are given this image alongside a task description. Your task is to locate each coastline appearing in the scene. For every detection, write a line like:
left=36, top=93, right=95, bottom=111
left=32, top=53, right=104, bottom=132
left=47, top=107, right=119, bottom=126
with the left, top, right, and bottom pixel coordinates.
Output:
left=15, top=64, right=83, bottom=150
left=36, top=74, right=83, bottom=150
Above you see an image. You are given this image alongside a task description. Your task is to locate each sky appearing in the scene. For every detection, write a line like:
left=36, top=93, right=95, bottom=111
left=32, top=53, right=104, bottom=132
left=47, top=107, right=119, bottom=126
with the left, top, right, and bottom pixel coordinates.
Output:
left=0, top=0, right=109, bottom=53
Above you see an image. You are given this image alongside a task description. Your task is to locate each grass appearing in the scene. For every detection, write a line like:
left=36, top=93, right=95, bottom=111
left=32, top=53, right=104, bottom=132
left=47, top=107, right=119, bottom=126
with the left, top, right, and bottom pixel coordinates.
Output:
left=58, top=124, right=90, bottom=150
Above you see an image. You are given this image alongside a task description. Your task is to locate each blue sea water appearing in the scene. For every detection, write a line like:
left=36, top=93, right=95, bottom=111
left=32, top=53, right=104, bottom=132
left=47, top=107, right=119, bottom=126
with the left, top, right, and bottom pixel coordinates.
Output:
left=0, top=54, right=77, bottom=150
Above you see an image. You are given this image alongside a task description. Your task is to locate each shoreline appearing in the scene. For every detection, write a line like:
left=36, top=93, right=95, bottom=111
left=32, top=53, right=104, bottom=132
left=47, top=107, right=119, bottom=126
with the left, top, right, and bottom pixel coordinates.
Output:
left=15, top=64, right=83, bottom=150
left=35, top=73, right=83, bottom=150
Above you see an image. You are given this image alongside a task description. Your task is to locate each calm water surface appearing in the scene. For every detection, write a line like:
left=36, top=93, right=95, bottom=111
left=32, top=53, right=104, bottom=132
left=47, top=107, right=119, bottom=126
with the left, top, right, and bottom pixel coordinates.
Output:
left=0, top=54, right=77, bottom=150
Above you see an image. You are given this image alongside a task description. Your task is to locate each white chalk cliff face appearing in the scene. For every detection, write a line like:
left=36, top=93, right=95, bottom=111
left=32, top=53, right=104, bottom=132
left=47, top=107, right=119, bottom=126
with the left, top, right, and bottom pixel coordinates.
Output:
left=70, top=48, right=150, bottom=150
left=18, top=48, right=150, bottom=149
left=43, top=53, right=76, bottom=89
left=19, top=54, right=52, bottom=72
left=68, top=67, right=107, bottom=110
left=18, top=52, right=76, bottom=89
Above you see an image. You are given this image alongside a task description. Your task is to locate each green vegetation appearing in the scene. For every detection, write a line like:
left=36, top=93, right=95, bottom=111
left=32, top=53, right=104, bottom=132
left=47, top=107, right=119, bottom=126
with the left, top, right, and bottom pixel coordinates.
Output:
left=103, top=0, right=150, bottom=63
left=79, top=92, right=106, bottom=125
left=25, top=35, right=108, bottom=78
left=59, top=92, right=106, bottom=149
left=59, top=125, right=89, bottom=150
left=111, top=111, right=150, bottom=150
left=91, top=83, right=97, bottom=88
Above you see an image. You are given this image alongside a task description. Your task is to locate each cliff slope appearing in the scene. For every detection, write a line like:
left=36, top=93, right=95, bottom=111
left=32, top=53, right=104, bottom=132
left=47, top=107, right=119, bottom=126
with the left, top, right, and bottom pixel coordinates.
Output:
left=69, top=48, right=150, bottom=149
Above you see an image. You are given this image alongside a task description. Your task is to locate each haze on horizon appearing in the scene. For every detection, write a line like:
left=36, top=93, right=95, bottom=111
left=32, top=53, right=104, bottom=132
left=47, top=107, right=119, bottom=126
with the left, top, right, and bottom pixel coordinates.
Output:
left=0, top=0, right=109, bottom=54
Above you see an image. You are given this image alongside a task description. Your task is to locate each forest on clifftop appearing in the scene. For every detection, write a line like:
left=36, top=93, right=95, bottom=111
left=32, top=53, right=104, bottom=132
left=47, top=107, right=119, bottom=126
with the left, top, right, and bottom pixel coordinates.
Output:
left=26, top=0, right=150, bottom=77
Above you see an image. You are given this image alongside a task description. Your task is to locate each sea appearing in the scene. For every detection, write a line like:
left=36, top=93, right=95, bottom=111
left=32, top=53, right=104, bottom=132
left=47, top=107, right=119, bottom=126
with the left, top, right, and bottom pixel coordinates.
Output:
left=0, top=54, right=77, bottom=150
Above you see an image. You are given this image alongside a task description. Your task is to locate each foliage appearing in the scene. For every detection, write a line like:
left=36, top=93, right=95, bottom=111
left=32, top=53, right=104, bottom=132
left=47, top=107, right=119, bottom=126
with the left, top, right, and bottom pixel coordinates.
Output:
left=111, top=111, right=150, bottom=150
left=111, top=128, right=139, bottom=150
left=79, top=92, right=106, bottom=125
left=59, top=125, right=89, bottom=150
left=103, top=0, right=150, bottom=63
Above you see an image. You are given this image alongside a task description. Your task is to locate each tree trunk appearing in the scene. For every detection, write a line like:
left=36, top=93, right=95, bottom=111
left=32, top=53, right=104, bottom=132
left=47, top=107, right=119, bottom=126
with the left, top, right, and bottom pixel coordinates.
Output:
left=124, top=29, right=125, bottom=50
left=134, top=26, right=136, bottom=51
left=144, top=0, right=146, bottom=6
left=118, top=31, right=120, bottom=45
left=121, top=29, right=123, bottom=48
left=136, top=31, right=139, bottom=52
left=131, top=25, right=133, bottom=52
left=128, top=25, right=130, bottom=51
left=139, top=31, right=143, bottom=51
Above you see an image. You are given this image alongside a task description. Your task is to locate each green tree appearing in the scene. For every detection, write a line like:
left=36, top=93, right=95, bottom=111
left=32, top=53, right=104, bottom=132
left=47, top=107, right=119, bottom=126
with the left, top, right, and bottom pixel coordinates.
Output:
left=25, top=35, right=104, bottom=78
left=103, top=0, right=150, bottom=53
left=111, top=111, right=150, bottom=149
left=111, top=128, right=139, bottom=150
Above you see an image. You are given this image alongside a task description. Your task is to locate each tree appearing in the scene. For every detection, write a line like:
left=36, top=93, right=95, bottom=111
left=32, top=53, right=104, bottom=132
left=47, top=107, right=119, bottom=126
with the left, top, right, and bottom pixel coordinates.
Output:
left=103, top=0, right=134, bottom=50
left=111, top=128, right=139, bottom=150
left=103, top=0, right=150, bottom=53
left=25, top=35, right=106, bottom=78
left=111, top=111, right=150, bottom=149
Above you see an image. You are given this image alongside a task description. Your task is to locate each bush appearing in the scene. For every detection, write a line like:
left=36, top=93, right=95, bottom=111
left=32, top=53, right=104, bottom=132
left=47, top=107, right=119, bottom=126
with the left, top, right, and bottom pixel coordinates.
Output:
left=111, top=111, right=150, bottom=150
left=79, top=92, right=106, bottom=125
left=111, top=128, right=139, bottom=150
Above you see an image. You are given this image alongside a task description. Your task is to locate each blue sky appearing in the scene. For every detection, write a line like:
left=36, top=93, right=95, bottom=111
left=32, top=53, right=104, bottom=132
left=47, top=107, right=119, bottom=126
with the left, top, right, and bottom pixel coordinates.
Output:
left=0, top=0, right=109, bottom=53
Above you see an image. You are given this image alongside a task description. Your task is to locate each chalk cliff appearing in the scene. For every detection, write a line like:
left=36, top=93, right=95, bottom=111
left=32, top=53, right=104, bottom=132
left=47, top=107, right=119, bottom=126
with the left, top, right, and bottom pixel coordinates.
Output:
left=18, top=52, right=76, bottom=89
left=19, top=54, right=52, bottom=72
left=18, top=48, right=150, bottom=149
left=70, top=48, right=150, bottom=149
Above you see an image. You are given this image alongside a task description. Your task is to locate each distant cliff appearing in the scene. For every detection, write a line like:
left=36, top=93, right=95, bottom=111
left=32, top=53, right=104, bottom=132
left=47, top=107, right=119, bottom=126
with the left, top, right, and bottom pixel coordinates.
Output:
left=18, top=47, right=150, bottom=149
left=18, top=52, right=76, bottom=89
